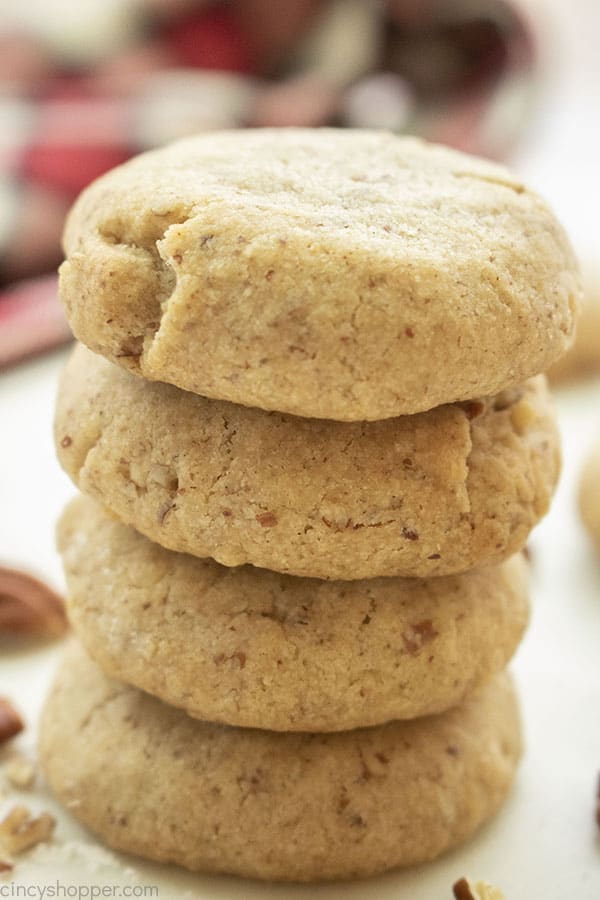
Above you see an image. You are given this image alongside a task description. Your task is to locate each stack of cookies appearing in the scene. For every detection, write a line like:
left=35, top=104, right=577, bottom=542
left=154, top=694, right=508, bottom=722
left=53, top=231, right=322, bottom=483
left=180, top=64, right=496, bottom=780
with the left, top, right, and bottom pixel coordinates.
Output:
left=40, top=130, right=580, bottom=882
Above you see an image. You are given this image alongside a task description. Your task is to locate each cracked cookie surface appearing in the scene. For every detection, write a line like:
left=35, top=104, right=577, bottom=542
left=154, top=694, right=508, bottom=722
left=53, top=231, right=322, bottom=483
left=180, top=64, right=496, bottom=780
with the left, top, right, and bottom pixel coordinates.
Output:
left=59, top=128, right=580, bottom=421
left=39, top=644, right=521, bottom=881
left=58, top=496, right=529, bottom=731
left=56, top=345, right=559, bottom=579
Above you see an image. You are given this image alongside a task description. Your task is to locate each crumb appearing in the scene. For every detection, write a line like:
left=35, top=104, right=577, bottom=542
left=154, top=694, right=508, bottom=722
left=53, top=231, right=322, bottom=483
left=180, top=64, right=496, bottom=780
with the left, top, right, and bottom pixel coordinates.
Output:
left=5, top=754, right=36, bottom=789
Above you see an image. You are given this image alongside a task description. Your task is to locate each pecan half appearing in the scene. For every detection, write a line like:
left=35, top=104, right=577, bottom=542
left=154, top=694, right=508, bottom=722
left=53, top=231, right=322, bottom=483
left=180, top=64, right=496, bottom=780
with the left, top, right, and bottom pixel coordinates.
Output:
left=0, top=699, right=23, bottom=746
left=0, top=567, right=67, bottom=637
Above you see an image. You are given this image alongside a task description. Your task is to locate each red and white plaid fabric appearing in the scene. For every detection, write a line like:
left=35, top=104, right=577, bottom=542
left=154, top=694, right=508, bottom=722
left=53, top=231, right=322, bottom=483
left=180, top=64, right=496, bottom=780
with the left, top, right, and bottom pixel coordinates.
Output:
left=0, top=0, right=536, bottom=368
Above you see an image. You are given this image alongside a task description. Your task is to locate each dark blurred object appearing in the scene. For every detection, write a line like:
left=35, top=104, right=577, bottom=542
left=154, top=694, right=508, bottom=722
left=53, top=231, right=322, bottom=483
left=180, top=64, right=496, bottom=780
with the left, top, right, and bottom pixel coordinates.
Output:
left=0, top=0, right=536, bottom=365
left=388, top=9, right=510, bottom=97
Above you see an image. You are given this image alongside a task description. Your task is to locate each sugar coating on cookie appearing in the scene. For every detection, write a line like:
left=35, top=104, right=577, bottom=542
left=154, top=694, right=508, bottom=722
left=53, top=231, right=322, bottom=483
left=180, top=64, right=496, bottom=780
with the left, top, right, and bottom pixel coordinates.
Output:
left=55, top=345, right=560, bottom=580
left=59, top=128, right=580, bottom=421
left=59, top=495, right=530, bottom=731
left=40, top=645, right=522, bottom=882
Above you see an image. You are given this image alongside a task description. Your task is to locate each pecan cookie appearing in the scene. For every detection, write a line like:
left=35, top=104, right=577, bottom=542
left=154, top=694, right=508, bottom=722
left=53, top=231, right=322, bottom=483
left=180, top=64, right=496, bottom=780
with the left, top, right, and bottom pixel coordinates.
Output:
left=59, top=128, right=579, bottom=421
left=40, top=645, right=522, bottom=881
left=55, top=345, right=559, bottom=579
left=58, top=495, right=529, bottom=731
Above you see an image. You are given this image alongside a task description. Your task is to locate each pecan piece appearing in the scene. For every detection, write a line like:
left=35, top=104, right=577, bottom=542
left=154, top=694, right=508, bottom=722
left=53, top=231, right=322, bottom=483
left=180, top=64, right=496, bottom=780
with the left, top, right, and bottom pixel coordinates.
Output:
left=0, top=699, right=23, bottom=746
left=453, top=877, right=504, bottom=900
left=402, top=620, right=438, bottom=656
left=256, top=511, right=277, bottom=527
left=0, top=806, right=55, bottom=855
left=0, top=567, right=67, bottom=637
left=454, top=879, right=476, bottom=900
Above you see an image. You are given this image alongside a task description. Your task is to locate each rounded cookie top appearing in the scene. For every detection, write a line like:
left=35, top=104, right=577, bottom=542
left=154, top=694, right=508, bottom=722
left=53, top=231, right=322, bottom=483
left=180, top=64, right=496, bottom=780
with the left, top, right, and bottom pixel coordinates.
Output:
left=59, top=496, right=529, bottom=732
left=59, top=128, right=580, bottom=421
left=40, top=645, right=521, bottom=882
left=55, top=345, right=559, bottom=580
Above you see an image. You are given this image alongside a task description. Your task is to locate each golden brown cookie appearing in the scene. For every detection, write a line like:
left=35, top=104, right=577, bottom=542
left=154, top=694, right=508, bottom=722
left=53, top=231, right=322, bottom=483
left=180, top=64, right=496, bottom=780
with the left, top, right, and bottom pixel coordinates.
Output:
left=58, top=495, right=529, bottom=731
left=39, top=644, right=522, bottom=882
left=55, top=346, right=560, bottom=580
left=59, top=128, right=579, bottom=421
left=547, top=264, right=600, bottom=385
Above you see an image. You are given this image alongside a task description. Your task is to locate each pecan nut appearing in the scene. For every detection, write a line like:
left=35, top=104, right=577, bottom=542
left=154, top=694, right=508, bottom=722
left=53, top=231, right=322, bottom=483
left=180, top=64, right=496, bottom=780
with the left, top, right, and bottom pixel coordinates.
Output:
left=0, top=699, right=23, bottom=746
left=0, top=567, right=67, bottom=637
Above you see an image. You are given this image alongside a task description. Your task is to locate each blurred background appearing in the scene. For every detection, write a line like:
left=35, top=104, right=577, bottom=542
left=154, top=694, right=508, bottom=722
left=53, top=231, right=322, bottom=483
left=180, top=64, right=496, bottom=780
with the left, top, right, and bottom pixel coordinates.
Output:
left=0, top=0, right=598, bottom=377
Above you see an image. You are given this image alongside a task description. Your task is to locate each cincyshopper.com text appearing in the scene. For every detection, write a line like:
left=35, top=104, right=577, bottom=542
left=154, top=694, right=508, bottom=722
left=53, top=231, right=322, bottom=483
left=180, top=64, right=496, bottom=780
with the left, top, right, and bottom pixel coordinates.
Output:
left=0, top=884, right=159, bottom=899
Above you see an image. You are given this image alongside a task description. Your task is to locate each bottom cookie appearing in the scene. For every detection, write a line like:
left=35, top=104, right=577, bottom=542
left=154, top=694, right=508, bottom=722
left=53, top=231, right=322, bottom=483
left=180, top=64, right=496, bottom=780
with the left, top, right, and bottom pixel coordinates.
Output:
left=39, top=645, right=522, bottom=882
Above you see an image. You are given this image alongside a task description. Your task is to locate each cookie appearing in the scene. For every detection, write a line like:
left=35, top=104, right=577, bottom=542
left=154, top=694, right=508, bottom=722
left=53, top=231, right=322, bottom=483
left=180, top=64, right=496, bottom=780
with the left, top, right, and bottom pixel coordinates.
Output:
left=579, top=442, right=600, bottom=548
left=58, top=495, right=529, bottom=731
left=56, top=345, right=559, bottom=580
left=547, top=265, right=600, bottom=385
left=59, top=128, right=579, bottom=421
left=547, top=310, right=600, bottom=386
left=548, top=316, right=600, bottom=386
left=39, top=644, right=522, bottom=881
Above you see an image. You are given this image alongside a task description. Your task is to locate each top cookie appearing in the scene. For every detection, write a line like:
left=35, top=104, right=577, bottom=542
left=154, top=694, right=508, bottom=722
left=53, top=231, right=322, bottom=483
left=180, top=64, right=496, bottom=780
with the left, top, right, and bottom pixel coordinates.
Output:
left=60, top=129, right=579, bottom=421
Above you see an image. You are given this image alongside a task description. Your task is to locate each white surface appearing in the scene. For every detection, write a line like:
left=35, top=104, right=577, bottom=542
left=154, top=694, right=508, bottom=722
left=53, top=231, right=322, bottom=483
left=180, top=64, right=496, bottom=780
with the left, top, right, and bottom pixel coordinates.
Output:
left=514, top=0, right=600, bottom=264
left=1, top=354, right=600, bottom=897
